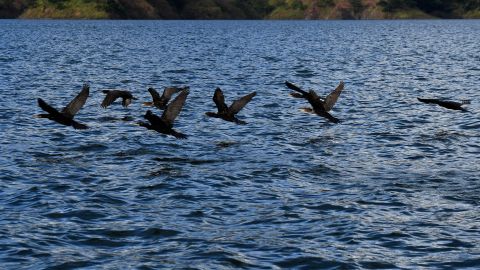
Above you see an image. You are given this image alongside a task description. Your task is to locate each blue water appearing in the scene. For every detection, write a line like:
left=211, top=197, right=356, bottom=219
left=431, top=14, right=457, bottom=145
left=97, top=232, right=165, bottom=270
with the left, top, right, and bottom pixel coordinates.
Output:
left=1, top=19, right=479, bottom=269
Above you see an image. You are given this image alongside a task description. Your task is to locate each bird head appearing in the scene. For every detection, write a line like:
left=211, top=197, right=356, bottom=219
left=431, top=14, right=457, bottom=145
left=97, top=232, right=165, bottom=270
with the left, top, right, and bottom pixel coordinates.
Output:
left=144, top=110, right=153, bottom=118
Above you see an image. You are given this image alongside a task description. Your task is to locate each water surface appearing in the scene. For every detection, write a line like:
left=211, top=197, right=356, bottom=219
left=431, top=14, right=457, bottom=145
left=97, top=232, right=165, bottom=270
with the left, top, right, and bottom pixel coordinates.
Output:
left=0, top=20, right=479, bottom=269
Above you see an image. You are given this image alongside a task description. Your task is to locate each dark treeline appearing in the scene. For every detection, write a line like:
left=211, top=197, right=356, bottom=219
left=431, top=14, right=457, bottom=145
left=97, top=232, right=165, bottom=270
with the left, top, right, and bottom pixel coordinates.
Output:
left=1, top=0, right=479, bottom=19
left=0, top=0, right=274, bottom=19
left=106, top=0, right=275, bottom=19
left=379, top=0, right=480, bottom=18
left=0, top=0, right=33, bottom=18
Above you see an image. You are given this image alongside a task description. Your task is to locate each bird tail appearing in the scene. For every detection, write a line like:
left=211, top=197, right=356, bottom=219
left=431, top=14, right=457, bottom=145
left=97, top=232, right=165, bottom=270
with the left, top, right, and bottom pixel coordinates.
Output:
left=234, top=118, right=247, bottom=125
left=72, top=121, right=88, bottom=130
left=102, top=90, right=110, bottom=94
left=320, top=111, right=340, bottom=124
left=172, top=130, right=188, bottom=139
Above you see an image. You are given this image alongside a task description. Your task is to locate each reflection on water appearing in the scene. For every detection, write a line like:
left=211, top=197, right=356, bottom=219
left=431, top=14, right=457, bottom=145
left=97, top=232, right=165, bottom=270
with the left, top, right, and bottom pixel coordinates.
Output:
left=0, top=19, right=479, bottom=269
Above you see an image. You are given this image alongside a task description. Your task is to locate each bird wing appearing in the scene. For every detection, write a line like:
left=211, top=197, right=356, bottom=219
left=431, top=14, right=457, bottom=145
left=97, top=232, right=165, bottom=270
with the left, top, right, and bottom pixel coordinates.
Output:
left=148, top=88, right=161, bottom=102
left=38, top=98, right=60, bottom=115
left=229, top=91, right=256, bottom=115
left=285, top=81, right=308, bottom=96
left=101, top=90, right=122, bottom=108
left=322, top=81, right=344, bottom=112
left=161, top=87, right=182, bottom=101
left=161, top=89, right=189, bottom=128
left=308, top=89, right=321, bottom=100
left=213, top=87, right=228, bottom=114
left=61, top=83, right=89, bottom=118
left=305, top=89, right=325, bottom=110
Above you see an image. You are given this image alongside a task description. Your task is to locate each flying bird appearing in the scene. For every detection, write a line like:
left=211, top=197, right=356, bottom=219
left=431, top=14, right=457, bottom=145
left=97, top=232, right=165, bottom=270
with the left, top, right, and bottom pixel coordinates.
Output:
left=417, top=98, right=469, bottom=111
left=285, top=81, right=344, bottom=123
left=138, top=89, right=189, bottom=139
left=143, top=86, right=189, bottom=110
left=205, top=87, right=256, bottom=125
left=101, top=90, right=137, bottom=108
left=36, top=83, right=90, bottom=129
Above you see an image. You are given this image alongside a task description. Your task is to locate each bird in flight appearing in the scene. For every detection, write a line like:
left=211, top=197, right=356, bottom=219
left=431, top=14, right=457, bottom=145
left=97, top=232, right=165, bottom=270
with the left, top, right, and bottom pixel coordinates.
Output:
left=36, top=83, right=90, bottom=129
left=143, top=86, right=188, bottom=110
left=285, top=81, right=345, bottom=123
left=101, top=89, right=137, bottom=108
left=205, top=87, right=256, bottom=125
left=138, top=89, right=189, bottom=139
left=417, top=98, right=469, bottom=111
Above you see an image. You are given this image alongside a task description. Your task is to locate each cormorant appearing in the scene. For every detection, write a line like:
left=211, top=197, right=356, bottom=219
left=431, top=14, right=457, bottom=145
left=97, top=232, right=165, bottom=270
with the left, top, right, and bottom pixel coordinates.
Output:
left=101, top=90, right=137, bottom=108
left=417, top=98, right=469, bottom=111
left=138, top=89, right=189, bottom=139
left=285, top=81, right=344, bottom=123
left=36, top=83, right=90, bottom=129
left=205, top=87, right=256, bottom=125
left=143, top=86, right=189, bottom=110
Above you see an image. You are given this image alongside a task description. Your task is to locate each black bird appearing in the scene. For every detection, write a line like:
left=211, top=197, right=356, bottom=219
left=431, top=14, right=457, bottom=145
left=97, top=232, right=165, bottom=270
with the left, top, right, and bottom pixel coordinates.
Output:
left=101, top=90, right=137, bottom=108
left=285, top=81, right=344, bottom=123
left=417, top=98, right=469, bottom=111
left=138, top=89, right=189, bottom=139
left=143, top=86, right=188, bottom=110
left=36, top=83, right=90, bottom=129
left=205, top=87, right=256, bottom=125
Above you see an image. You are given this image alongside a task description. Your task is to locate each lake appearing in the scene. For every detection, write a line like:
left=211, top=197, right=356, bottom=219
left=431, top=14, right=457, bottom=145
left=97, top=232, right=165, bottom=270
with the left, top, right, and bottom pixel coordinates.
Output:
left=0, top=19, right=479, bottom=269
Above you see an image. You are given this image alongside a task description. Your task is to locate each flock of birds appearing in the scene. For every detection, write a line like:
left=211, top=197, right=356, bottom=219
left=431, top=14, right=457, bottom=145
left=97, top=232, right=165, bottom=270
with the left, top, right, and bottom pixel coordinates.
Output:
left=36, top=81, right=470, bottom=139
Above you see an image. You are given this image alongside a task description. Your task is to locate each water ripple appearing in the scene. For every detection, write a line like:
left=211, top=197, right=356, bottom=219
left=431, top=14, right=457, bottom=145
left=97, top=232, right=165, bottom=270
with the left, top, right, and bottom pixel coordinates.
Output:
left=0, top=19, right=479, bottom=269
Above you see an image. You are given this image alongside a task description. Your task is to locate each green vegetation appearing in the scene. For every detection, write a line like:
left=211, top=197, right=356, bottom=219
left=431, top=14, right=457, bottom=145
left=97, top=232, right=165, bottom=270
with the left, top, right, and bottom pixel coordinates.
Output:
left=1, top=0, right=479, bottom=19
left=20, top=0, right=108, bottom=19
left=267, top=0, right=307, bottom=19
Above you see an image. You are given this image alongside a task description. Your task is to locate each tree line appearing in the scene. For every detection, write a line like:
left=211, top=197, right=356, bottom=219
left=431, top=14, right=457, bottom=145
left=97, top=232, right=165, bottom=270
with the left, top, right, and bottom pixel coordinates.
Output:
left=1, top=0, right=479, bottom=19
left=379, top=0, right=480, bottom=17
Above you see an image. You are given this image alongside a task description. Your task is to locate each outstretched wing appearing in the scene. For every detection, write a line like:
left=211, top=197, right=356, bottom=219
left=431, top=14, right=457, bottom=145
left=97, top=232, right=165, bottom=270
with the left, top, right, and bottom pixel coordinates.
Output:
left=62, top=83, right=89, bottom=118
left=229, top=91, right=256, bottom=115
left=101, top=90, right=121, bottom=108
left=161, top=89, right=189, bottom=128
left=161, top=87, right=183, bottom=101
left=285, top=81, right=308, bottom=96
left=148, top=88, right=161, bottom=102
left=213, top=88, right=228, bottom=114
left=38, top=98, right=60, bottom=115
left=323, top=81, right=344, bottom=112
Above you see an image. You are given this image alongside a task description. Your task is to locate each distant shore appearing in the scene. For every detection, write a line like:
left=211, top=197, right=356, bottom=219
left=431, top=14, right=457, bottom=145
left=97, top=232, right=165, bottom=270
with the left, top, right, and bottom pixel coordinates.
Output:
left=1, top=0, right=479, bottom=20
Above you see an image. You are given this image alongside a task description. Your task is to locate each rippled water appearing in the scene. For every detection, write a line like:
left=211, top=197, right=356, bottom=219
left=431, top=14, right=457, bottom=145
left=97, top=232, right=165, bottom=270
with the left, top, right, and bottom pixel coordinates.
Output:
left=1, top=20, right=479, bottom=269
